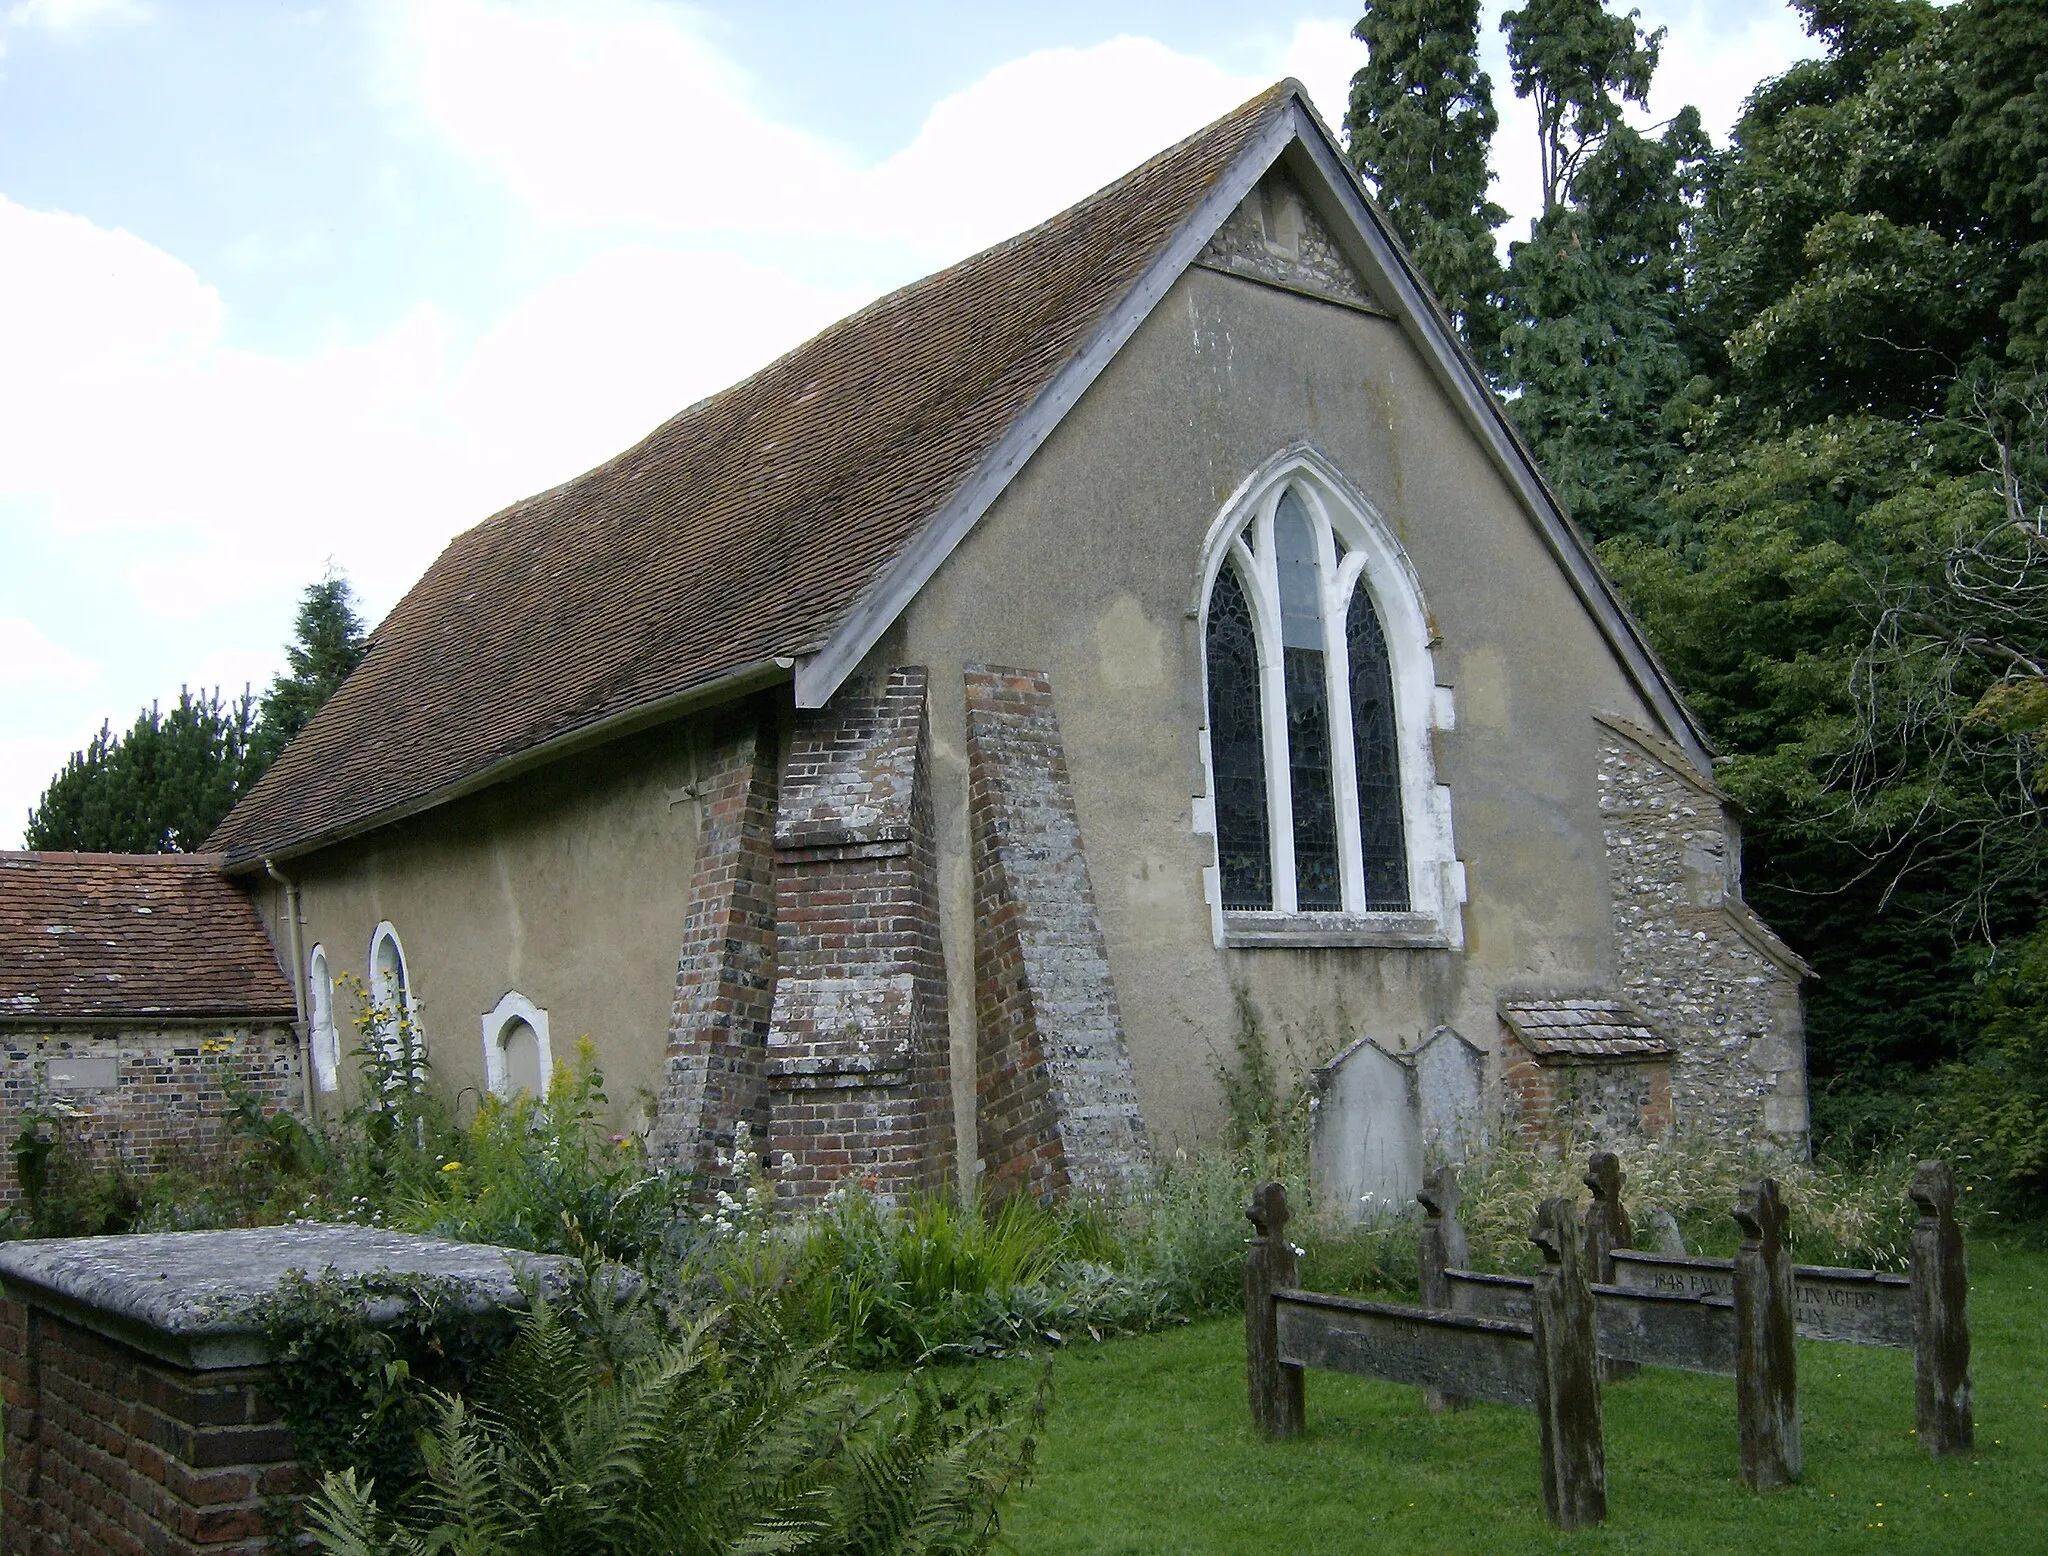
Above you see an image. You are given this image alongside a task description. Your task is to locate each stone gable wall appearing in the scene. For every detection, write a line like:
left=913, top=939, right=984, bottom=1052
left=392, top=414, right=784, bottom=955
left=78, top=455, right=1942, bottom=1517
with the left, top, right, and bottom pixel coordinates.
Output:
left=0, top=1023, right=299, bottom=1209
left=1598, top=725, right=1810, bottom=1149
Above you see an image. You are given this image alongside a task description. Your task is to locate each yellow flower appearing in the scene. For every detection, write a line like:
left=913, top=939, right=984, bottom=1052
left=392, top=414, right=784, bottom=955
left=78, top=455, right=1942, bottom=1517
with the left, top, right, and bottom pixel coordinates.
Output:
left=441, top=1161, right=462, bottom=1173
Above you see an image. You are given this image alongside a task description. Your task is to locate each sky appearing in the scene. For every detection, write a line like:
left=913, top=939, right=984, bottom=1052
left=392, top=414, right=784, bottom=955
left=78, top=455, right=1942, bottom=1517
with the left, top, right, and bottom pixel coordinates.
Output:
left=0, top=0, right=1817, bottom=848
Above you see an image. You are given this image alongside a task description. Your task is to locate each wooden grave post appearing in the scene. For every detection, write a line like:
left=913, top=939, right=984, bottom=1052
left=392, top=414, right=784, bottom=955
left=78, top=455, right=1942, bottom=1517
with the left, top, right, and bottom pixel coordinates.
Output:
left=1530, top=1196, right=1606, bottom=1530
left=1245, top=1181, right=1305, bottom=1438
left=1733, top=1177, right=1801, bottom=1489
left=1582, top=1151, right=1639, bottom=1382
left=1417, top=1166, right=1472, bottom=1413
left=1909, top=1159, right=1974, bottom=1456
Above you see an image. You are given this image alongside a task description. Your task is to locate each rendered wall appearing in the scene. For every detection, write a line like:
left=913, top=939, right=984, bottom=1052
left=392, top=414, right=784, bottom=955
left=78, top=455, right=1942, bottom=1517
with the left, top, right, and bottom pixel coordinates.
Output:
left=269, top=714, right=711, bottom=1130
left=867, top=257, right=1658, bottom=1167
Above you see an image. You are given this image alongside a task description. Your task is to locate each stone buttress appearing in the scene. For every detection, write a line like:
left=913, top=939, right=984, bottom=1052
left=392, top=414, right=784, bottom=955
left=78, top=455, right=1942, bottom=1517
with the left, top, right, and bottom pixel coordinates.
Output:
left=652, top=705, right=781, bottom=1186
left=764, top=669, right=955, bottom=1208
left=966, top=666, right=1151, bottom=1203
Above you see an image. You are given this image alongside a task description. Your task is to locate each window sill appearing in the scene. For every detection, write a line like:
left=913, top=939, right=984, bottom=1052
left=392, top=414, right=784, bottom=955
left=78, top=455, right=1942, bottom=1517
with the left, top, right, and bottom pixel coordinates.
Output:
left=1221, top=912, right=1452, bottom=950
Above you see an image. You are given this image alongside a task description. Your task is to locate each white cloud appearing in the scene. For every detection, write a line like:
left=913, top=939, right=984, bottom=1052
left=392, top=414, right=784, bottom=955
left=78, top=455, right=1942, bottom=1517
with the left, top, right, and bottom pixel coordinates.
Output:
left=0, top=618, right=96, bottom=691
left=4, top=0, right=149, bottom=33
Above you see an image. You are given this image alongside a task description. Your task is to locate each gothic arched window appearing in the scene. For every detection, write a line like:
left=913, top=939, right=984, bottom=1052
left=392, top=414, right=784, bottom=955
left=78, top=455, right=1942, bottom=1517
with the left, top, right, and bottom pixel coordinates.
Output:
left=1199, top=451, right=1460, bottom=944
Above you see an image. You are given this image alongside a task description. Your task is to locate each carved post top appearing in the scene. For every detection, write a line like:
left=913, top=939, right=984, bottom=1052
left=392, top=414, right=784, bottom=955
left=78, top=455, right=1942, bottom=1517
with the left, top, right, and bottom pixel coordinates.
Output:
left=1247, top=1181, right=1291, bottom=1239
left=1583, top=1151, right=1623, bottom=1205
left=1910, top=1158, right=1958, bottom=1224
left=1530, top=1196, right=1579, bottom=1272
left=1734, top=1177, right=1789, bottom=1252
left=1418, top=1165, right=1461, bottom=1222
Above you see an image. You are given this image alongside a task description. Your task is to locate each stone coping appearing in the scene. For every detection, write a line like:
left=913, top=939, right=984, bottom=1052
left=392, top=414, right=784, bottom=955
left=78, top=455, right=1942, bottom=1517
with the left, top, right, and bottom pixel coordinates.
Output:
left=0, top=1224, right=575, bottom=1370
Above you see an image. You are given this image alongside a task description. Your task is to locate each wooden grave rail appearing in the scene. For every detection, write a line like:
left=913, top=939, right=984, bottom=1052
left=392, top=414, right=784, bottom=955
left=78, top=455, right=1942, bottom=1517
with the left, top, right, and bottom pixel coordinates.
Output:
left=1244, top=1182, right=1608, bottom=1530
left=1432, top=1153, right=1974, bottom=1487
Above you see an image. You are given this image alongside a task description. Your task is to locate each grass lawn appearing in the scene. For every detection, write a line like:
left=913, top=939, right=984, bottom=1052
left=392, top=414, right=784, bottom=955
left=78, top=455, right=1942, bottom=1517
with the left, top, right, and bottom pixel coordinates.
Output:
left=977, top=1242, right=2048, bottom=1554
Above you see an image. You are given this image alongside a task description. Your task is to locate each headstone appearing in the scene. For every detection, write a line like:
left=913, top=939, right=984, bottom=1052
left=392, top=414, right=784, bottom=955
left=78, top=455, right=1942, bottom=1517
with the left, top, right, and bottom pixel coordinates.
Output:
left=1244, top=1181, right=1305, bottom=1438
left=1530, top=1197, right=1606, bottom=1530
left=1414, top=1026, right=1488, bottom=1162
left=1310, top=1035, right=1421, bottom=1223
left=1908, top=1159, right=1973, bottom=1456
left=1645, top=1204, right=1688, bottom=1256
left=1417, top=1166, right=1472, bottom=1413
left=1733, top=1178, right=1801, bottom=1489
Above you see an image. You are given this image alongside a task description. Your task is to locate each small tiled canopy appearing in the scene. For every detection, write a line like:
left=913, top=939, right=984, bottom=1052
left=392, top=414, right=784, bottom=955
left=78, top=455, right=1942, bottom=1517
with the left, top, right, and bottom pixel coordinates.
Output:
left=1499, top=998, right=1672, bottom=1064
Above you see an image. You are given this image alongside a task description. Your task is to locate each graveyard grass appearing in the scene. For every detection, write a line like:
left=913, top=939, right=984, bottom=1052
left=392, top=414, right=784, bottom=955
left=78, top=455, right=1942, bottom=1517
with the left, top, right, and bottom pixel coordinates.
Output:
left=982, top=1241, right=2048, bottom=1554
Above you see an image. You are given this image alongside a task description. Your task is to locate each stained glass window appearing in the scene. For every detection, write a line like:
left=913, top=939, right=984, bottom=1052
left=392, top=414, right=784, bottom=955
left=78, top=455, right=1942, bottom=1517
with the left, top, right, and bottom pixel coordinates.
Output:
left=1275, top=492, right=1341, bottom=909
left=1204, top=477, right=1419, bottom=921
left=1205, top=559, right=1271, bottom=910
left=1347, top=585, right=1411, bottom=910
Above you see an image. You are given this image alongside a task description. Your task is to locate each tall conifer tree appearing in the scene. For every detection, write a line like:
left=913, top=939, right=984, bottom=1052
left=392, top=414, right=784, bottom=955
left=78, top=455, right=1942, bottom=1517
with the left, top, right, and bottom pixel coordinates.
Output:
left=1344, top=0, right=1507, bottom=363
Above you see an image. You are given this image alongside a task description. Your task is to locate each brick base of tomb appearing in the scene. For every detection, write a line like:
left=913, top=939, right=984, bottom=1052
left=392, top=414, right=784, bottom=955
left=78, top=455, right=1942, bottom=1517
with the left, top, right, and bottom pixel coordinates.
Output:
left=0, top=1299, right=296, bottom=1555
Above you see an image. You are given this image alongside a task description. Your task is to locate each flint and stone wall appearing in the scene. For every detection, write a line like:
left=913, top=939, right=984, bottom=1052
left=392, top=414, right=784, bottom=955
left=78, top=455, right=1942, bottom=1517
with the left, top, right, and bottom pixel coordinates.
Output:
left=0, top=1024, right=300, bottom=1208
left=1597, top=719, right=1810, bottom=1149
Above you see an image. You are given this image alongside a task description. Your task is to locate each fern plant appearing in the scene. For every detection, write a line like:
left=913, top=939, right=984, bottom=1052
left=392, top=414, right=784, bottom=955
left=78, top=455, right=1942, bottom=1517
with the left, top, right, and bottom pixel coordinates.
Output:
left=301, top=1266, right=1044, bottom=1556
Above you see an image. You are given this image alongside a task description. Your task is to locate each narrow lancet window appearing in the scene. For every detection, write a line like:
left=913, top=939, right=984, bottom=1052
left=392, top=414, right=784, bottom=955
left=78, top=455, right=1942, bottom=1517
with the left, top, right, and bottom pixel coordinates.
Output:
left=1205, top=560, right=1272, bottom=910
left=1347, top=586, right=1411, bottom=910
left=1276, top=491, right=1340, bottom=909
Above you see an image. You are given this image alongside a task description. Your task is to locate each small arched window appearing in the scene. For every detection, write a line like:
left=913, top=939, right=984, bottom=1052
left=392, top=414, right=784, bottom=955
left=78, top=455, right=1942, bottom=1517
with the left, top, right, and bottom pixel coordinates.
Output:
left=1197, top=449, right=1463, bottom=946
left=307, top=945, right=339, bottom=1093
left=482, top=991, right=553, bottom=1100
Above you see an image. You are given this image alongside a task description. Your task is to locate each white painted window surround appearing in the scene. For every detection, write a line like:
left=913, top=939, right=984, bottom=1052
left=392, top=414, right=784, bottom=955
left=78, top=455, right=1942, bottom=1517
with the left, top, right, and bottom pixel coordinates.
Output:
left=482, top=991, right=553, bottom=1100
left=368, top=921, right=414, bottom=1022
left=1193, top=445, right=1466, bottom=950
left=307, top=945, right=339, bottom=1093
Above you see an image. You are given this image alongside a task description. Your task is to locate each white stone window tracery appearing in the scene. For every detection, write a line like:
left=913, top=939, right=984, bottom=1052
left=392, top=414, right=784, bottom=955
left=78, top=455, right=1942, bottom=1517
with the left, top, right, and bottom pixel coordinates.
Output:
left=307, top=944, right=340, bottom=1093
left=482, top=991, right=553, bottom=1100
left=1194, top=445, right=1466, bottom=949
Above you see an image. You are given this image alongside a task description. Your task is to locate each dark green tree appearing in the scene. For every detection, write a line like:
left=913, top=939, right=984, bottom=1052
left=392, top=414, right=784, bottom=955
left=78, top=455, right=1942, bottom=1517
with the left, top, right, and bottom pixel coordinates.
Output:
left=1344, top=0, right=1508, bottom=360
left=1499, top=0, right=1664, bottom=217
left=1494, top=0, right=1705, bottom=542
left=253, top=568, right=369, bottom=768
left=25, top=688, right=261, bottom=852
left=1601, top=0, right=2048, bottom=1170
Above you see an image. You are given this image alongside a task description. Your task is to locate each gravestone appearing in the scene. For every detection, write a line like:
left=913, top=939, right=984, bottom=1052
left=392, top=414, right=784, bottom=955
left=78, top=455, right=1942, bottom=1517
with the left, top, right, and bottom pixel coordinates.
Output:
left=1416, top=1166, right=1472, bottom=1412
left=0, top=1225, right=576, bottom=1554
left=1733, top=1178, right=1800, bottom=1489
left=1310, top=1036, right=1421, bottom=1223
left=1530, top=1197, right=1606, bottom=1530
left=1413, top=1026, right=1488, bottom=1162
left=1909, top=1159, right=1973, bottom=1456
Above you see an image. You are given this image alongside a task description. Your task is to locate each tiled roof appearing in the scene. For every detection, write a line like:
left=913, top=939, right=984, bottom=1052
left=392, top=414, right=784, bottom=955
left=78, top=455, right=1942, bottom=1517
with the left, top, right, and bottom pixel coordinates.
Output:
left=207, top=84, right=1295, bottom=868
left=1500, top=998, right=1672, bottom=1062
left=0, top=853, right=296, bottom=1022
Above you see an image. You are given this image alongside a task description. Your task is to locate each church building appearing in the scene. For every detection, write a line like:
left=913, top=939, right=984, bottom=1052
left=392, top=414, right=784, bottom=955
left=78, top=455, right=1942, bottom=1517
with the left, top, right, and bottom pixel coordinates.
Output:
left=193, top=82, right=1810, bottom=1216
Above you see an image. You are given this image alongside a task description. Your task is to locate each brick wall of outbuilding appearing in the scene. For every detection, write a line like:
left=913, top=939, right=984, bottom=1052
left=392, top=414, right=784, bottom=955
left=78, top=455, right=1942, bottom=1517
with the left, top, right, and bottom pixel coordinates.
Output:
left=0, top=1024, right=300, bottom=1209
